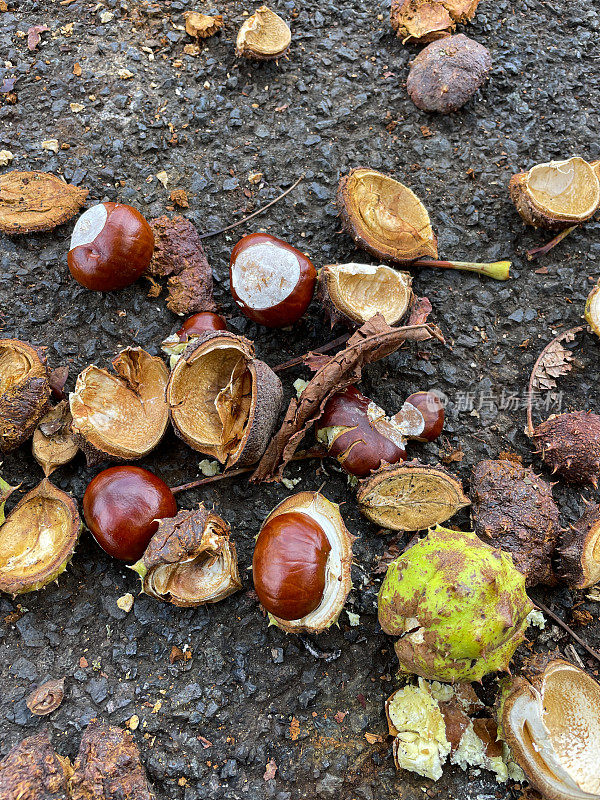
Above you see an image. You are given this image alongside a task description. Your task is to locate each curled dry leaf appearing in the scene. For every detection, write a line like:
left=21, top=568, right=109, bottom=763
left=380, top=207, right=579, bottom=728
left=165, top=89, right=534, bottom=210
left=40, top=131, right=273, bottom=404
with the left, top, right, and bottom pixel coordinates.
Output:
left=529, top=328, right=578, bottom=394
left=26, top=678, right=65, bottom=716
left=0, top=339, right=51, bottom=452
left=148, top=215, right=216, bottom=315
left=167, top=330, right=283, bottom=467
left=252, top=306, right=442, bottom=482
left=470, top=459, right=559, bottom=586
left=32, top=400, right=79, bottom=476
left=132, top=505, right=241, bottom=606
left=317, top=263, right=413, bottom=327
left=558, top=503, right=600, bottom=589
left=407, top=35, right=492, bottom=114
left=498, top=656, right=600, bottom=800
left=337, top=168, right=438, bottom=263
left=510, top=157, right=600, bottom=230
left=69, top=722, right=155, bottom=800
left=390, top=0, right=481, bottom=43
left=0, top=171, right=88, bottom=234
left=236, top=6, right=291, bottom=60
left=70, top=348, right=169, bottom=465
left=356, top=460, right=469, bottom=531
left=183, top=11, right=224, bottom=38
left=0, top=479, right=80, bottom=595
left=0, top=732, right=72, bottom=800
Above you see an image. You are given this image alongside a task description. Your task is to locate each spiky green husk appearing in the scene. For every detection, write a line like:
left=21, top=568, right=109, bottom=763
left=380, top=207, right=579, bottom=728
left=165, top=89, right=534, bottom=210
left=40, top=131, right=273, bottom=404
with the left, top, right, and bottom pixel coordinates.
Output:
left=378, top=526, right=533, bottom=683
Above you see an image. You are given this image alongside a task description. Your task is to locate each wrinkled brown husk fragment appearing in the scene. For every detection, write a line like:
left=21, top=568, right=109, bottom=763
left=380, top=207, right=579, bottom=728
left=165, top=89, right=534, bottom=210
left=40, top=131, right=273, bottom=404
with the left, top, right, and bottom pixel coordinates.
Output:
left=69, top=723, right=155, bottom=800
left=390, top=0, right=481, bottom=43
left=252, top=304, right=442, bottom=482
left=0, top=731, right=72, bottom=800
left=32, top=401, right=79, bottom=476
left=533, top=410, right=600, bottom=485
left=471, top=459, right=559, bottom=586
left=0, top=340, right=51, bottom=452
left=0, top=171, right=88, bottom=234
left=184, top=11, right=223, bottom=38
left=557, top=502, right=600, bottom=589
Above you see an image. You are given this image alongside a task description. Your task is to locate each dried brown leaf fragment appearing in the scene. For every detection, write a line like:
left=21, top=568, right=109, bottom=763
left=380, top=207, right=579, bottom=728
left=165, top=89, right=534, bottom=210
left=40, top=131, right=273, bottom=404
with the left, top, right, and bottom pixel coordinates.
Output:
left=0, top=171, right=88, bottom=234
left=252, top=307, right=442, bottom=482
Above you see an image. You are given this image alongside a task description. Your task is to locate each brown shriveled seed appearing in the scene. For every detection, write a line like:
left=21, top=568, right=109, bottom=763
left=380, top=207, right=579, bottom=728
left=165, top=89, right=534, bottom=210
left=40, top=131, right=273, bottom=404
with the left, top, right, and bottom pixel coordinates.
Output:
left=26, top=678, right=65, bottom=716
left=406, top=34, right=492, bottom=114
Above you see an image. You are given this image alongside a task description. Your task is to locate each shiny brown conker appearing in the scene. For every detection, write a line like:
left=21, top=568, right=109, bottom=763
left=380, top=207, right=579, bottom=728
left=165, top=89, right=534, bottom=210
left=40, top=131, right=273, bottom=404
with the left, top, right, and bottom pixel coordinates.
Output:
left=404, top=391, right=445, bottom=442
left=83, top=466, right=177, bottom=562
left=176, top=311, right=227, bottom=342
left=230, top=232, right=316, bottom=327
left=252, top=511, right=331, bottom=621
left=319, top=386, right=407, bottom=477
left=68, top=202, right=154, bottom=291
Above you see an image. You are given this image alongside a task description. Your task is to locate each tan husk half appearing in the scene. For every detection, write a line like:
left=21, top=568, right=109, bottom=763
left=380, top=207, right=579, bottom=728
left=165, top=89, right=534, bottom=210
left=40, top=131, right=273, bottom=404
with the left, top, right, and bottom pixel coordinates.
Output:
left=357, top=461, right=469, bottom=531
left=557, top=503, right=600, bottom=589
left=132, top=505, right=241, bottom=607
left=262, top=491, right=355, bottom=634
left=0, top=339, right=51, bottom=452
left=236, top=6, right=291, bottom=60
left=509, top=157, right=600, bottom=230
left=585, top=279, right=600, bottom=339
left=0, top=479, right=80, bottom=595
left=70, top=347, right=169, bottom=465
left=166, top=330, right=283, bottom=467
left=0, top=170, right=88, bottom=234
left=338, top=168, right=438, bottom=263
left=498, top=656, right=600, bottom=800
left=318, top=263, right=413, bottom=327
left=32, top=400, right=79, bottom=476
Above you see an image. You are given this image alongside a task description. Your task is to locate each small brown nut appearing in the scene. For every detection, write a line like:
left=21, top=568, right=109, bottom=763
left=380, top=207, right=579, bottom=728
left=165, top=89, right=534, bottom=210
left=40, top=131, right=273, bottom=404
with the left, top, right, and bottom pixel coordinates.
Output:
left=407, top=34, right=492, bottom=114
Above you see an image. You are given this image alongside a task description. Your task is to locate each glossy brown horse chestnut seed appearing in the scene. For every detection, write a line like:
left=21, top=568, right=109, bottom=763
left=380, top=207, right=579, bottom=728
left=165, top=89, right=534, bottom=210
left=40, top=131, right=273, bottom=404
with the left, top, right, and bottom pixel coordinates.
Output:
left=230, top=232, right=316, bottom=327
left=403, top=391, right=445, bottom=442
left=252, top=511, right=331, bottom=621
left=318, top=386, right=407, bottom=477
left=68, top=202, right=154, bottom=291
left=83, top=466, right=177, bottom=562
left=177, top=312, right=227, bottom=341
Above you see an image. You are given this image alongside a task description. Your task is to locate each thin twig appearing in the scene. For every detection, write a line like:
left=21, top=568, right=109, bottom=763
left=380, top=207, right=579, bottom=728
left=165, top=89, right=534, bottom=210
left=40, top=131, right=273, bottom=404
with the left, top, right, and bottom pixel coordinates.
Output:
left=527, top=226, right=577, bottom=261
left=273, top=333, right=351, bottom=373
left=532, top=598, right=600, bottom=665
left=198, top=174, right=305, bottom=239
left=525, top=326, right=583, bottom=437
left=170, top=448, right=326, bottom=494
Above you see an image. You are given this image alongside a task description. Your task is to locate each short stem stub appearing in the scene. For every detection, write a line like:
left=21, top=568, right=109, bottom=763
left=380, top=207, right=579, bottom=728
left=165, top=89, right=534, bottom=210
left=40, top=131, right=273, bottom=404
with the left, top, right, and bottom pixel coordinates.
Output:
left=414, top=258, right=511, bottom=281
left=527, top=226, right=577, bottom=261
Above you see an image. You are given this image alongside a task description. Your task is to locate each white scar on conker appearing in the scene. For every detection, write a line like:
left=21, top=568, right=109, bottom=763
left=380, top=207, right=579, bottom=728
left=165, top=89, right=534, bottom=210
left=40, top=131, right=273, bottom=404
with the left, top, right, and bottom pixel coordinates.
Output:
left=70, top=204, right=108, bottom=250
left=231, top=243, right=300, bottom=310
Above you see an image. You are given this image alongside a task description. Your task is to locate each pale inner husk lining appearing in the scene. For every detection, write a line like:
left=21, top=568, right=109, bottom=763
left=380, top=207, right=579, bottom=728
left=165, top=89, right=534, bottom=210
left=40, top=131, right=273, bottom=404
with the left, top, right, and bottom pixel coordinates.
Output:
left=528, top=158, right=599, bottom=218
left=0, top=498, right=70, bottom=578
left=0, top=348, right=32, bottom=394
left=332, top=264, right=412, bottom=323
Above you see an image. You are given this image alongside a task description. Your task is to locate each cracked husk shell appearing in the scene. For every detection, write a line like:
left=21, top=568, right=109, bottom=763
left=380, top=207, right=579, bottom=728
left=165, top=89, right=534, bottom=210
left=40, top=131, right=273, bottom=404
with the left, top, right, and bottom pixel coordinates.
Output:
left=470, top=459, right=560, bottom=586
left=557, top=503, right=600, bottom=589
left=184, top=11, right=223, bottom=38
left=0, top=170, right=88, bottom=234
left=378, top=526, right=533, bottom=682
left=166, top=330, right=283, bottom=467
left=318, top=263, right=413, bottom=327
left=32, top=400, right=79, bottom=476
left=498, top=657, right=600, bottom=800
left=0, top=339, right=51, bottom=452
left=132, top=505, right=241, bottom=607
left=70, top=347, right=169, bottom=465
left=0, top=732, right=73, bottom=800
left=338, top=168, right=438, bottom=263
left=236, top=6, right=291, bottom=60
left=533, top=410, right=600, bottom=485
left=0, top=479, right=80, bottom=595
left=390, top=0, right=481, bottom=43
left=357, top=461, right=469, bottom=531
left=509, top=157, right=600, bottom=230
left=257, top=491, right=355, bottom=634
